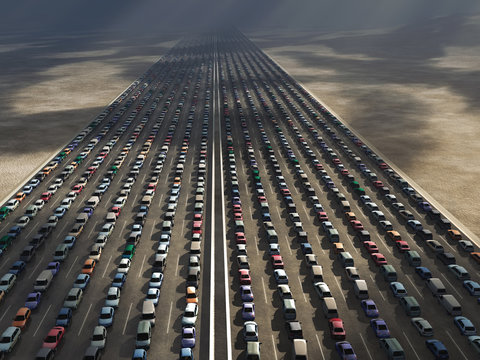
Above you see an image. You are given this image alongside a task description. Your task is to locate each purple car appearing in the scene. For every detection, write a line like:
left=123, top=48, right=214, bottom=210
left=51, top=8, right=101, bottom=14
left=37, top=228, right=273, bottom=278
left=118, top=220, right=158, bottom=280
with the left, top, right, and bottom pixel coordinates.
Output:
left=418, top=202, right=432, bottom=212
left=370, top=319, right=390, bottom=338
left=242, top=303, right=255, bottom=321
left=25, top=292, right=41, bottom=310
left=181, top=326, right=196, bottom=348
left=335, top=341, right=357, bottom=360
left=46, top=262, right=60, bottom=276
left=360, top=299, right=379, bottom=318
left=240, top=285, right=254, bottom=302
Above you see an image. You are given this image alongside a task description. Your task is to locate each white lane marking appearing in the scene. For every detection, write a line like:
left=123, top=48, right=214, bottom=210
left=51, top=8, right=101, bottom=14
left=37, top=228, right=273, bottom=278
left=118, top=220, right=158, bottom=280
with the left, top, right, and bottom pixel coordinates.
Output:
left=138, top=254, right=147, bottom=278
left=33, top=304, right=51, bottom=336
left=376, top=234, right=392, bottom=254
left=166, top=301, right=173, bottom=334
left=402, top=331, right=421, bottom=360
left=302, top=204, right=308, bottom=216
left=244, top=183, right=248, bottom=194
left=0, top=257, right=10, bottom=271
left=405, top=274, right=423, bottom=298
left=333, top=276, right=346, bottom=303
left=315, top=235, right=325, bottom=254
left=346, top=234, right=358, bottom=253
left=445, top=329, right=469, bottom=360
left=65, top=256, right=79, bottom=279
left=315, top=334, right=326, bottom=360
left=298, top=276, right=307, bottom=302
left=158, top=194, right=164, bottom=207
left=255, top=236, right=259, bottom=255
left=132, top=194, right=138, bottom=205
left=122, top=302, right=133, bottom=335
left=218, top=49, right=232, bottom=360
left=268, top=183, right=273, bottom=194
left=23, top=227, right=36, bottom=241
left=440, top=274, right=464, bottom=299
left=0, top=305, right=12, bottom=322
left=28, top=256, right=45, bottom=279
left=102, top=255, right=113, bottom=278
left=358, top=333, right=373, bottom=360
left=175, top=254, right=180, bottom=277
left=271, top=334, right=278, bottom=360
left=284, top=235, right=292, bottom=255
left=275, top=206, right=281, bottom=220
left=77, top=303, right=93, bottom=336
left=261, top=277, right=268, bottom=304
left=370, top=274, right=385, bottom=301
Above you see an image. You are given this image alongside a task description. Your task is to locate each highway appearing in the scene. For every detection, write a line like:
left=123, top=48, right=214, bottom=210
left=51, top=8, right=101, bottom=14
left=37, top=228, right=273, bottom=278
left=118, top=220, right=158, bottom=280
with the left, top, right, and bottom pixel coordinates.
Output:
left=0, top=30, right=479, bottom=360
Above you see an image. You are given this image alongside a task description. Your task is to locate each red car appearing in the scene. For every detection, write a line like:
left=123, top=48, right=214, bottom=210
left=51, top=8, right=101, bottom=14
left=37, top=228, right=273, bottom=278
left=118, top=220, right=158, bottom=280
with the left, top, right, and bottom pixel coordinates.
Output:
left=232, top=204, right=242, bottom=214
left=395, top=241, right=410, bottom=253
left=257, top=196, right=267, bottom=203
left=271, top=255, right=284, bottom=269
left=192, top=221, right=202, bottom=235
left=317, top=212, right=329, bottom=222
left=315, top=164, right=324, bottom=171
left=280, top=189, right=291, bottom=196
left=72, top=184, right=84, bottom=194
left=41, top=192, right=52, bottom=202
left=373, top=181, right=384, bottom=188
left=42, top=326, right=65, bottom=350
left=371, top=253, right=388, bottom=266
left=235, top=232, right=246, bottom=244
left=233, top=213, right=243, bottom=221
left=328, top=318, right=346, bottom=340
left=111, top=207, right=121, bottom=217
left=194, top=213, right=203, bottom=222
left=363, top=241, right=379, bottom=253
left=350, top=220, right=364, bottom=232
left=332, top=158, right=341, bottom=165
left=147, top=183, right=156, bottom=191
left=239, top=269, right=251, bottom=285
left=340, top=169, right=350, bottom=176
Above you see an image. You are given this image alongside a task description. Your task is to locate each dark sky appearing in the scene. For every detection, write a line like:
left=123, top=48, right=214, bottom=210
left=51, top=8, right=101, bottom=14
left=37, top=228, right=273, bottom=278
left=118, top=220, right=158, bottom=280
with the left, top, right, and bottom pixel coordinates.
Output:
left=2, top=0, right=480, bottom=34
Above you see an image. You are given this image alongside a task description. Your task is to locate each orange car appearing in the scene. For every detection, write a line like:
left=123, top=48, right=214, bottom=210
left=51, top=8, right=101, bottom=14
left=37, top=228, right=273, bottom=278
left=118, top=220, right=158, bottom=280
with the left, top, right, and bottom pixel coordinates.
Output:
left=344, top=212, right=356, bottom=221
left=12, top=307, right=31, bottom=330
left=333, top=242, right=345, bottom=254
left=186, top=286, right=198, bottom=304
left=82, top=259, right=96, bottom=275
left=387, top=231, right=402, bottom=242
left=471, top=252, right=480, bottom=264
left=447, top=230, right=462, bottom=241
left=15, top=192, right=26, bottom=202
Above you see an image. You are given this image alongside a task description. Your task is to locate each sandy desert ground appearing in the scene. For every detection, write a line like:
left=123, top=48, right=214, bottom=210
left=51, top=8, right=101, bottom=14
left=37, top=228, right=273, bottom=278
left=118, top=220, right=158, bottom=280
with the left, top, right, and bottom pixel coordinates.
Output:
left=1, top=17, right=479, bottom=238
left=248, top=13, right=480, bottom=237
left=0, top=31, right=180, bottom=201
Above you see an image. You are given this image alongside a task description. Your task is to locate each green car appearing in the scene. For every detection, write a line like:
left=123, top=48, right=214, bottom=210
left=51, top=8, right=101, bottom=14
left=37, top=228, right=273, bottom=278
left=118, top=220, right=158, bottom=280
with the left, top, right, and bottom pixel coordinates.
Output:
left=350, top=181, right=360, bottom=188
left=0, top=235, right=13, bottom=251
left=122, top=244, right=136, bottom=259
left=354, top=187, right=366, bottom=195
left=0, top=206, right=11, bottom=221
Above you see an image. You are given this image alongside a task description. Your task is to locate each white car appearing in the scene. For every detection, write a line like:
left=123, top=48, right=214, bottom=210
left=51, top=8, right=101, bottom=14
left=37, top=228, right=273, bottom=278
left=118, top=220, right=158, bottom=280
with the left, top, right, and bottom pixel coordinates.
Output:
left=182, top=303, right=198, bottom=326
left=117, top=259, right=131, bottom=274
left=90, top=326, right=107, bottom=349
left=6, top=199, right=19, bottom=211
left=104, top=287, right=121, bottom=308
left=114, top=197, right=127, bottom=208
left=16, top=216, right=30, bottom=229
left=34, top=199, right=45, bottom=210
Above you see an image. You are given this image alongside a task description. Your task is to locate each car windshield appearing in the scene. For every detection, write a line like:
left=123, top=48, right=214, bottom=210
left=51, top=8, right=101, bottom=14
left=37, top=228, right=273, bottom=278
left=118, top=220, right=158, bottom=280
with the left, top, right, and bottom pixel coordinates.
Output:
left=344, top=348, right=354, bottom=355
left=378, top=324, right=387, bottom=330
left=137, top=333, right=149, bottom=341
left=185, top=311, right=194, bottom=317
left=58, top=314, right=68, bottom=319
left=183, top=332, right=193, bottom=338
left=14, top=315, right=25, bottom=321
left=45, top=335, right=57, bottom=343
left=0, top=337, right=10, bottom=343
left=100, top=313, right=111, bottom=319
left=107, top=294, right=117, bottom=300
left=92, top=334, right=104, bottom=341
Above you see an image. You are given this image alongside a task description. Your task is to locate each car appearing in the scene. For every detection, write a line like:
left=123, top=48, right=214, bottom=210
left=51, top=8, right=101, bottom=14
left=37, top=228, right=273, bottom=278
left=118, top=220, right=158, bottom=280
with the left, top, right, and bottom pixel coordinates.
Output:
left=274, top=269, right=288, bottom=284
left=6, top=199, right=20, bottom=211
left=123, top=244, right=136, bottom=259
left=145, top=288, right=160, bottom=306
left=407, top=220, right=423, bottom=231
left=63, top=288, right=83, bottom=309
left=370, top=318, right=390, bottom=338
left=98, top=306, right=115, bottom=327
left=447, top=229, right=462, bottom=241
left=360, top=299, right=379, bottom=318
left=182, top=303, right=198, bottom=326
left=55, top=307, right=73, bottom=328
left=16, top=216, right=30, bottom=229
left=243, top=321, right=259, bottom=342
left=379, top=220, right=393, bottom=231
left=335, top=341, right=357, bottom=360
left=82, top=259, right=96, bottom=275
left=72, top=184, right=84, bottom=193
left=181, top=326, right=196, bottom=348
left=239, top=269, right=251, bottom=285
left=12, top=307, right=31, bottom=329
left=418, top=202, right=433, bottom=212
left=34, top=199, right=46, bottom=210
left=363, top=241, right=379, bottom=253
left=105, top=287, right=121, bottom=308
left=22, top=185, right=33, bottom=195
left=411, top=317, right=434, bottom=336
left=454, top=316, right=477, bottom=335
left=63, top=235, right=77, bottom=249
left=268, top=243, right=280, bottom=255
left=415, top=266, right=432, bottom=280
left=313, top=282, right=332, bottom=299
left=371, top=253, right=387, bottom=266
left=271, top=255, right=284, bottom=269
left=0, top=326, right=21, bottom=353
left=395, top=240, right=410, bottom=253
left=112, top=273, right=127, bottom=289
left=179, top=348, right=193, bottom=360
left=25, top=291, right=41, bottom=310
left=7, top=226, right=22, bottom=239
left=90, top=325, right=107, bottom=349
left=463, top=280, right=480, bottom=296
left=389, top=282, right=407, bottom=298
left=329, top=318, right=346, bottom=340
left=118, top=258, right=131, bottom=274
left=41, top=192, right=52, bottom=202
left=99, top=223, right=115, bottom=238
left=0, top=273, right=16, bottom=293
left=242, top=302, right=255, bottom=321
left=468, top=335, right=480, bottom=355
left=240, top=285, right=254, bottom=302
left=42, top=326, right=65, bottom=350
left=9, top=261, right=26, bottom=276
left=459, top=240, right=475, bottom=252
left=425, top=339, right=449, bottom=360
left=235, top=232, right=246, bottom=244
left=54, top=207, right=67, bottom=219
left=345, top=267, right=360, bottom=281
left=149, top=272, right=164, bottom=288
left=350, top=220, right=364, bottom=232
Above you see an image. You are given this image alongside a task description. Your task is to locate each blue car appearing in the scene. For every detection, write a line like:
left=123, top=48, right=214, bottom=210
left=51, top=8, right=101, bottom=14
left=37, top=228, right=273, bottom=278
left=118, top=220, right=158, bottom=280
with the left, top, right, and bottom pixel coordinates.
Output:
left=335, top=341, right=357, bottom=360
left=56, top=307, right=73, bottom=327
left=22, top=185, right=34, bottom=195
left=240, top=285, right=254, bottom=302
left=7, top=226, right=22, bottom=238
left=360, top=299, right=379, bottom=318
left=9, top=260, right=26, bottom=276
left=454, top=316, right=477, bottom=336
left=425, top=339, right=449, bottom=359
left=98, top=306, right=115, bottom=327
left=25, top=291, right=41, bottom=310
left=29, top=179, right=40, bottom=188
left=415, top=267, right=432, bottom=280
left=181, top=326, right=196, bottom=348
left=83, top=207, right=94, bottom=218
left=179, top=347, right=194, bottom=360
left=54, top=207, right=67, bottom=219
left=46, top=262, right=60, bottom=276
left=301, top=243, right=313, bottom=255
left=407, top=220, right=423, bottom=232
left=112, top=273, right=127, bottom=289
left=463, top=280, right=480, bottom=296
left=63, top=235, right=77, bottom=249
left=138, top=205, right=149, bottom=214
left=145, top=288, right=160, bottom=306
left=242, top=303, right=255, bottom=321
left=132, top=348, right=147, bottom=360
left=371, top=319, right=390, bottom=338
left=73, top=274, right=91, bottom=290
left=389, top=282, right=407, bottom=298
